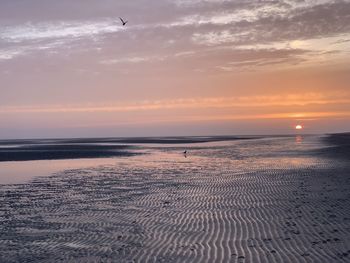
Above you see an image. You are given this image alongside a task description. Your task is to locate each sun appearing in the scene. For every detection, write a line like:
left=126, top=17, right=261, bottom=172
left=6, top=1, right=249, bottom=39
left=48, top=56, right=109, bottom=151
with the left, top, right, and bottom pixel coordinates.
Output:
left=295, top=124, right=303, bottom=130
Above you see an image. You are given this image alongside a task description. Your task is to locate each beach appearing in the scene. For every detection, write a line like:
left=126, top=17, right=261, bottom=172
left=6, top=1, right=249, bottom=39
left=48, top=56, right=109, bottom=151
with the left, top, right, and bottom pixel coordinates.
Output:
left=0, top=134, right=349, bottom=262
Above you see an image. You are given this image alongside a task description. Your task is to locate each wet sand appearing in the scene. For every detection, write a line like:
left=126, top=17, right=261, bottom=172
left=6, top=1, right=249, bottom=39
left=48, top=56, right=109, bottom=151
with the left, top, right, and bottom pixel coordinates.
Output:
left=0, top=136, right=256, bottom=162
left=0, top=144, right=135, bottom=162
left=0, top=134, right=349, bottom=262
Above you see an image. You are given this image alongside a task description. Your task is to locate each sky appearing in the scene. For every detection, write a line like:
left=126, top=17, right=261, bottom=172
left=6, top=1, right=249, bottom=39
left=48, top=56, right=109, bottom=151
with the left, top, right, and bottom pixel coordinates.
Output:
left=1, top=0, right=350, bottom=138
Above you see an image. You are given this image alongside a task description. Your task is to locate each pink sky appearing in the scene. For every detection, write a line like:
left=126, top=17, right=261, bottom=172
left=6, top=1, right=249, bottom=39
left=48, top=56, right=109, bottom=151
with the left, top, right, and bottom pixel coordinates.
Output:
left=1, top=0, right=350, bottom=138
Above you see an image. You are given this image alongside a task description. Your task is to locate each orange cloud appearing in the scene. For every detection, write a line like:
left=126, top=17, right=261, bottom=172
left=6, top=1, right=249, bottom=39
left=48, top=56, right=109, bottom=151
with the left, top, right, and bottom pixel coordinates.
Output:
left=1, top=93, right=349, bottom=114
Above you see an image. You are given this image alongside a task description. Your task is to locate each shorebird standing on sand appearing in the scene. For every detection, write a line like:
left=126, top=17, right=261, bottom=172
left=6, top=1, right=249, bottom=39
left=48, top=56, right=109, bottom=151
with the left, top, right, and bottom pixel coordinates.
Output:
left=119, top=17, right=128, bottom=26
left=183, top=150, right=187, bottom=157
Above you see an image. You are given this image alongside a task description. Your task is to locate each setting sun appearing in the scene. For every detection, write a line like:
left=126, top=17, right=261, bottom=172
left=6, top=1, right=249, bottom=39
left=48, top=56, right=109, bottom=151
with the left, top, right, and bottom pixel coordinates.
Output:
left=295, top=125, right=303, bottom=130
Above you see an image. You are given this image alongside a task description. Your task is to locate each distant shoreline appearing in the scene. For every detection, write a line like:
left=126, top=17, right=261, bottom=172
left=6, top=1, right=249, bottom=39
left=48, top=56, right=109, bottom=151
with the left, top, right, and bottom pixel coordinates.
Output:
left=0, top=136, right=258, bottom=162
left=0, top=133, right=348, bottom=162
left=0, top=135, right=260, bottom=145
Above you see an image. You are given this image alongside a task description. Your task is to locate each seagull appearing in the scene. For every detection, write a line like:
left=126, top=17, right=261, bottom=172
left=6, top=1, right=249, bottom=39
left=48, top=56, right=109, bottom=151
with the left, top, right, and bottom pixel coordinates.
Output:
left=119, top=17, right=128, bottom=26
left=183, top=150, right=187, bottom=156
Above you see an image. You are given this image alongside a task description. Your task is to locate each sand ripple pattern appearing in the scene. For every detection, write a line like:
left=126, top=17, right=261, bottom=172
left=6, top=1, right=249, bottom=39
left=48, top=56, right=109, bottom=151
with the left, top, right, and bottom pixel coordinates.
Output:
left=0, top=136, right=350, bottom=262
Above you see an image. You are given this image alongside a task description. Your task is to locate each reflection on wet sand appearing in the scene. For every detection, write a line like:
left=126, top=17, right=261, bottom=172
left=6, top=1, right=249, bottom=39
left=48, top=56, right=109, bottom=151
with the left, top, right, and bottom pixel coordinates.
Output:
left=295, top=135, right=303, bottom=144
left=0, top=135, right=349, bottom=262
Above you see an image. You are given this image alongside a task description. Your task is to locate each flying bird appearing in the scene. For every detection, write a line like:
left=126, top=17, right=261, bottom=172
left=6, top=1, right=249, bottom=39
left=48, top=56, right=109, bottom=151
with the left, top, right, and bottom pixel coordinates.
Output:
left=119, top=17, right=128, bottom=26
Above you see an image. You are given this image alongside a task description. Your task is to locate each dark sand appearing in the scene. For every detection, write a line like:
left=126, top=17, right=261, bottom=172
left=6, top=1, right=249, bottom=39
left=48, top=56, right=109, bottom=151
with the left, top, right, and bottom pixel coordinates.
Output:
left=0, top=134, right=349, bottom=262
left=0, top=136, right=256, bottom=162
left=319, top=133, right=350, bottom=160
left=0, top=144, right=135, bottom=162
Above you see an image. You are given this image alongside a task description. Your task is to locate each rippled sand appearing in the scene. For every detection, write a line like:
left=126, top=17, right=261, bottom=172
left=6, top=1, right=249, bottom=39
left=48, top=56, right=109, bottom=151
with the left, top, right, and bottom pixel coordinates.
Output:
left=0, top=135, right=349, bottom=262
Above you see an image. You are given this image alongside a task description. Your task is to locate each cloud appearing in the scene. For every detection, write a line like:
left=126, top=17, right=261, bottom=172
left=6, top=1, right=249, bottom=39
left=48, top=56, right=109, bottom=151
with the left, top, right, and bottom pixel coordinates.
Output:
left=1, top=93, right=349, bottom=114
left=188, top=1, right=350, bottom=46
left=0, top=18, right=128, bottom=60
left=100, top=56, right=166, bottom=65
left=0, top=0, right=349, bottom=75
left=95, top=46, right=313, bottom=74
left=0, top=48, right=26, bottom=60
left=0, top=20, right=123, bottom=43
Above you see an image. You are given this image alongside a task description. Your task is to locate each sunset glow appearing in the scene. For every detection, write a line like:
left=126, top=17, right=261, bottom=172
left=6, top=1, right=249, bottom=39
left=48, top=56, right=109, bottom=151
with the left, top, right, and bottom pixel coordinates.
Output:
left=295, top=125, right=303, bottom=130
left=1, top=1, right=350, bottom=138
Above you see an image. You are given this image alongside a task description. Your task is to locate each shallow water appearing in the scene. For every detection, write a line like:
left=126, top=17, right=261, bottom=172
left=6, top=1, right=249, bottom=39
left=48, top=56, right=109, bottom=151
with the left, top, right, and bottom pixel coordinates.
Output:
left=0, top=135, right=324, bottom=184
left=0, top=158, right=123, bottom=184
left=0, top=135, right=349, bottom=262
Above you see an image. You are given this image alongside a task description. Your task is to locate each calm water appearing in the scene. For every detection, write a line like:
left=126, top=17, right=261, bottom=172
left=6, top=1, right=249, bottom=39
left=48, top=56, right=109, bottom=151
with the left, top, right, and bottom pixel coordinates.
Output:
left=0, top=135, right=327, bottom=184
